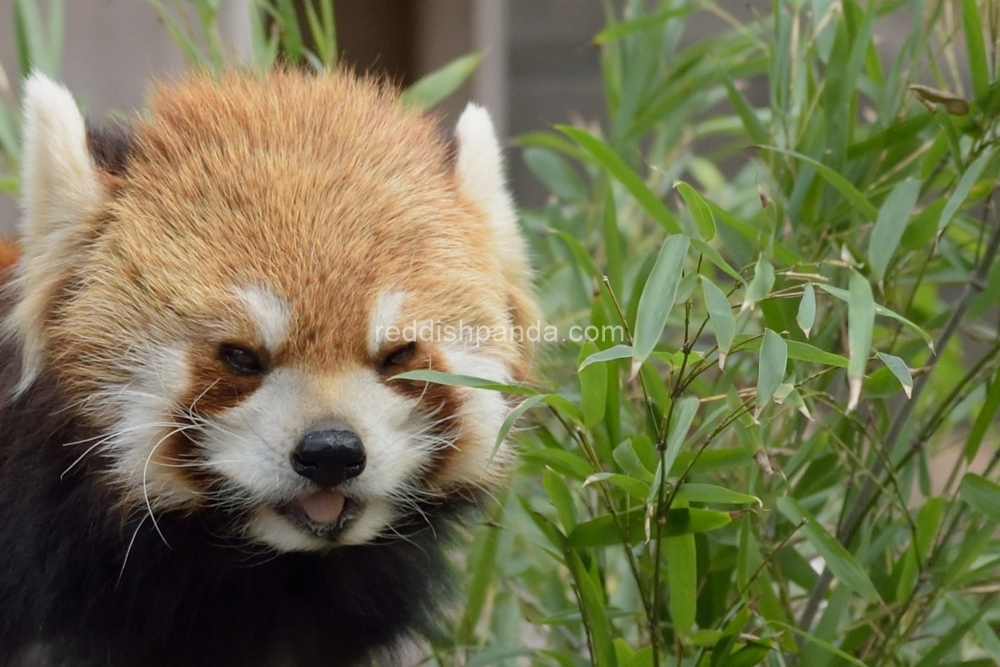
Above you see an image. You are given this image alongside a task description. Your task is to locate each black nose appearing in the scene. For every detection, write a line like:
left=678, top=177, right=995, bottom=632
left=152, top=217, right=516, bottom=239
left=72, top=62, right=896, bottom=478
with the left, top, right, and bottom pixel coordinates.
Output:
left=291, top=423, right=366, bottom=487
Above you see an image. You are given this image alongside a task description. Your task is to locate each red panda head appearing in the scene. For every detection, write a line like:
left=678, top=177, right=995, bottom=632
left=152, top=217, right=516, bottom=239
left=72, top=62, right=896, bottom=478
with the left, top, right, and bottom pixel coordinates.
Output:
left=5, top=71, right=536, bottom=552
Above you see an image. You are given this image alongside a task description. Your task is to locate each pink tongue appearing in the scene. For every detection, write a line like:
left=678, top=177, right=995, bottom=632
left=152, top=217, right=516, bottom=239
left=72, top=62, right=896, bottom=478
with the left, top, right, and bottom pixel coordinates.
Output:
left=298, top=489, right=346, bottom=525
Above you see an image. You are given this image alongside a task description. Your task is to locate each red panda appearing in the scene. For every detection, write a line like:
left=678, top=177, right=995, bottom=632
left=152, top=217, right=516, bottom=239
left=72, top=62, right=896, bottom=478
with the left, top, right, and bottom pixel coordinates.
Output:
left=0, top=70, right=536, bottom=667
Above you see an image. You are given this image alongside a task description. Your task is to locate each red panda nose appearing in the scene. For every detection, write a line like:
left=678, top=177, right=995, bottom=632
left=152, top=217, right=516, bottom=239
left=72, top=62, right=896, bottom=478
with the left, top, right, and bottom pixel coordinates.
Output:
left=291, top=423, right=366, bottom=488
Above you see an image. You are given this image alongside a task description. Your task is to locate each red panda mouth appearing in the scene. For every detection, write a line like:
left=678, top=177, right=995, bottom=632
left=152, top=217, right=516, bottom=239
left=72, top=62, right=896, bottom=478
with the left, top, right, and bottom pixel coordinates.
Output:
left=277, top=489, right=357, bottom=536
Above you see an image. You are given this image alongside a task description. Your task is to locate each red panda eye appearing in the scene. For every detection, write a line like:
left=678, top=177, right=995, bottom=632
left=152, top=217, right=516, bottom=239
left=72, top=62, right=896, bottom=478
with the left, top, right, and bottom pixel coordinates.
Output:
left=219, top=344, right=267, bottom=376
left=378, top=342, right=417, bottom=374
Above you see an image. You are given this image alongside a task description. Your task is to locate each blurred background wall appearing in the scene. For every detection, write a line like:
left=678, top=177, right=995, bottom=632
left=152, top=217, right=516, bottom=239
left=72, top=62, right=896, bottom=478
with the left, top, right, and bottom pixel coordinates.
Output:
left=0, top=0, right=610, bottom=235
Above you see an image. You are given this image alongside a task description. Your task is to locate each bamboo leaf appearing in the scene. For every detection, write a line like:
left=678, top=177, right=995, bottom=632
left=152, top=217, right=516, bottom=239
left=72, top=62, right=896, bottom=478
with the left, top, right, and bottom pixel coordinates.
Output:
left=559, top=125, right=681, bottom=234
left=675, top=181, right=716, bottom=240
left=758, top=146, right=878, bottom=219
left=847, top=270, right=875, bottom=412
left=776, top=497, right=881, bottom=603
left=965, top=366, right=1000, bottom=462
left=675, top=483, right=761, bottom=507
left=702, top=277, right=735, bottom=368
left=876, top=352, right=913, bottom=399
left=797, top=282, right=816, bottom=338
left=869, top=180, right=921, bottom=282
left=666, top=533, right=697, bottom=637
left=633, top=235, right=689, bottom=363
left=579, top=341, right=608, bottom=428
left=401, top=52, right=483, bottom=110
left=664, top=396, right=699, bottom=478
left=960, top=474, right=1000, bottom=523
left=580, top=344, right=634, bottom=370
left=960, top=0, right=990, bottom=104
left=756, top=329, right=787, bottom=412
left=938, top=147, right=996, bottom=234
left=566, top=550, right=619, bottom=667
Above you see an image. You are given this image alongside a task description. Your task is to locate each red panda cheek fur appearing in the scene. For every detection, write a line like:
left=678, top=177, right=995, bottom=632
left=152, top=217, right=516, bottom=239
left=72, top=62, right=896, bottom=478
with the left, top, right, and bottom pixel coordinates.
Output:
left=0, top=70, right=538, bottom=666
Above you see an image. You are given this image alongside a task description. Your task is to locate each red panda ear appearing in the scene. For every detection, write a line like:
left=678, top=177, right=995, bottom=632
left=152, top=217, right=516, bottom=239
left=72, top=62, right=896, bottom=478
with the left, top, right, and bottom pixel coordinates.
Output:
left=6, top=72, right=106, bottom=391
left=453, top=104, right=539, bottom=376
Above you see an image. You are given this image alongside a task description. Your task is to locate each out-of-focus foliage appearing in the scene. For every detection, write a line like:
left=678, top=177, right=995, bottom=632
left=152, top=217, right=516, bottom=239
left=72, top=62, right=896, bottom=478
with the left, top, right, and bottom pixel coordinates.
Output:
left=4, top=2, right=1000, bottom=666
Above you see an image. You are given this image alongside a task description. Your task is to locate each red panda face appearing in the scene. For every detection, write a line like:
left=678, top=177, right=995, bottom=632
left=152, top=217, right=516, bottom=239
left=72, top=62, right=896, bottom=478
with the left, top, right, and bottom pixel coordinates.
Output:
left=8, top=71, right=537, bottom=552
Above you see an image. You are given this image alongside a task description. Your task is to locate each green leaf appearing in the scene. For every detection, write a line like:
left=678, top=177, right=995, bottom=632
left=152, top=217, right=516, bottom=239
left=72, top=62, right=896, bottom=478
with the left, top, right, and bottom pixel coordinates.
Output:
left=675, top=483, right=761, bottom=507
left=847, top=270, right=875, bottom=411
left=579, top=341, right=608, bottom=428
left=743, top=256, right=775, bottom=310
left=734, top=334, right=849, bottom=368
left=959, top=474, right=1000, bottom=523
left=544, top=468, right=577, bottom=532
left=458, top=511, right=503, bottom=644
left=938, top=147, right=996, bottom=234
left=675, top=182, right=716, bottom=240
left=666, top=533, right=697, bottom=637
left=818, top=283, right=933, bottom=349
left=965, top=366, right=1000, bottom=462
left=524, top=147, right=587, bottom=201
left=960, top=0, right=990, bottom=104
left=566, top=550, right=618, bottom=667
left=584, top=472, right=649, bottom=501
left=756, top=329, right=787, bottom=410
left=559, top=125, right=681, bottom=234
left=401, top=52, right=483, bottom=110
left=568, top=507, right=730, bottom=548
left=664, top=396, right=699, bottom=478
left=494, top=394, right=546, bottom=457
left=701, top=277, right=735, bottom=368
left=869, top=180, right=921, bottom=282
left=757, top=146, right=878, bottom=220
left=876, top=352, right=913, bottom=399
left=767, top=621, right=870, bottom=667
left=776, top=497, right=881, bottom=603
left=593, top=5, right=692, bottom=44
left=580, top=344, right=634, bottom=370
left=633, top=235, right=689, bottom=363
left=613, top=439, right=655, bottom=483
left=797, top=282, right=816, bottom=338
left=392, top=370, right=536, bottom=395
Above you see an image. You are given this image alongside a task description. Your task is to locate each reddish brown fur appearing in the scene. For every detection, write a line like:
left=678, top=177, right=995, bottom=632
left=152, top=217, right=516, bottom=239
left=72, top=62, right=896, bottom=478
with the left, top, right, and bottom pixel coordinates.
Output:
left=0, top=240, right=18, bottom=277
left=38, top=70, right=532, bottom=503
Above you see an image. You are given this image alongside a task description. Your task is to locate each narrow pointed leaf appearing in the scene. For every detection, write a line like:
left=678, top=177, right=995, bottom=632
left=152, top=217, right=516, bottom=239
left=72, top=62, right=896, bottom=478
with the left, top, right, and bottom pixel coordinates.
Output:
left=666, top=533, right=697, bottom=636
left=847, top=270, right=875, bottom=411
left=869, top=180, right=921, bottom=282
left=797, top=282, right=816, bottom=338
left=776, top=497, right=881, bottom=603
left=559, top=125, right=681, bottom=234
left=702, top=277, right=735, bottom=367
left=401, top=52, right=483, bottom=110
left=664, top=396, right=699, bottom=478
left=876, top=352, right=913, bottom=399
left=579, top=341, right=608, bottom=428
left=742, top=256, right=775, bottom=312
left=756, top=329, right=787, bottom=409
left=938, top=148, right=995, bottom=234
left=633, top=235, right=690, bottom=363
left=580, top=344, right=634, bottom=370
left=675, top=182, right=716, bottom=240
left=960, top=474, right=1000, bottom=523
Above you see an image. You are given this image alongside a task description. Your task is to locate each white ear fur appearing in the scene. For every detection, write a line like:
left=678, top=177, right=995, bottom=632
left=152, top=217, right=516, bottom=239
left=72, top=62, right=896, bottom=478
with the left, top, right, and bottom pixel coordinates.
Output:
left=5, top=72, right=103, bottom=391
left=454, top=104, right=533, bottom=316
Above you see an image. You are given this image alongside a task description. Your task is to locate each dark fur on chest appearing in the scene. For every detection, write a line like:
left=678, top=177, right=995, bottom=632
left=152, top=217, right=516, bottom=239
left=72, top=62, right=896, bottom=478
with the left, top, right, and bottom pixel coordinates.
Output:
left=0, top=342, right=462, bottom=667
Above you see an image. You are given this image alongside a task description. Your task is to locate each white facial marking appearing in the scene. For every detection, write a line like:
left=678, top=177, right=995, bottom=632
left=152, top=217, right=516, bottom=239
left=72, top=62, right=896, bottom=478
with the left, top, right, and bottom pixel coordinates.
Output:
left=368, top=289, right=406, bottom=355
left=236, top=285, right=291, bottom=350
left=199, top=365, right=437, bottom=552
left=8, top=73, right=103, bottom=392
left=101, top=342, right=199, bottom=510
left=434, top=345, right=513, bottom=488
